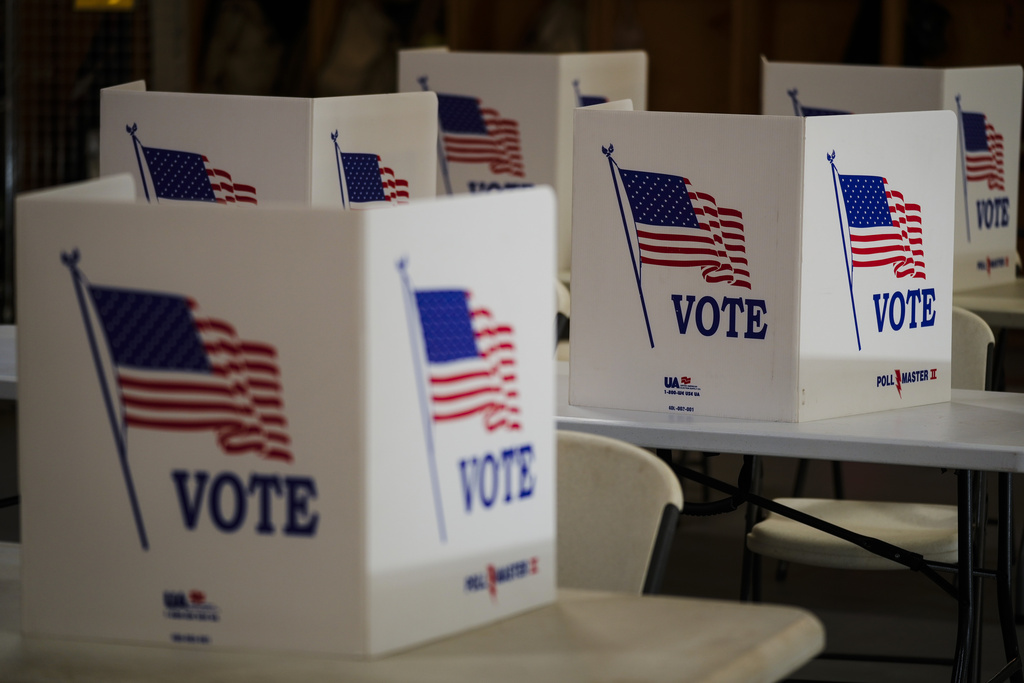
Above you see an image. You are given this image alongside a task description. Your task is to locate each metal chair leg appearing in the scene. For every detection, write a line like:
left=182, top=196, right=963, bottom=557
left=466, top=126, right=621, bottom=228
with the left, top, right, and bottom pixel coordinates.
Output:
left=997, top=473, right=1024, bottom=683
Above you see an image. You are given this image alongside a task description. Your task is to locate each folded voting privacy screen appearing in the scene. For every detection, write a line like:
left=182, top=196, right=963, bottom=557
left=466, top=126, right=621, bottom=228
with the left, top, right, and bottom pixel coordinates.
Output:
left=16, top=179, right=556, bottom=655
left=762, top=60, right=1022, bottom=292
left=398, top=48, right=647, bottom=278
left=100, top=81, right=439, bottom=209
left=570, top=108, right=956, bottom=422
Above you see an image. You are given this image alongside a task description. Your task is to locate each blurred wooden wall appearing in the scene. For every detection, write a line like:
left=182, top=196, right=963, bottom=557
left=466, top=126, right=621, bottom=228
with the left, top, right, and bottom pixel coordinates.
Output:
left=443, top=0, right=1024, bottom=115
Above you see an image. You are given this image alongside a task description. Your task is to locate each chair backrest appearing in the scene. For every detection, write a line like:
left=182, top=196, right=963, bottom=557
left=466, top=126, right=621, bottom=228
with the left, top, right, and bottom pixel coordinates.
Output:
left=557, top=430, right=683, bottom=594
left=556, top=280, right=571, bottom=319
left=951, top=306, right=995, bottom=390
left=555, top=280, right=571, bottom=361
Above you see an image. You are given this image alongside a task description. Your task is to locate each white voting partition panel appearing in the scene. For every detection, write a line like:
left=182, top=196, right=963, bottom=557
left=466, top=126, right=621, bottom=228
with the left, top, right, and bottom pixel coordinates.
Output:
left=100, top=82, right=438, bottom=209
left=762, top=60, right=1022, bottom=292
left=570, top=108, right=955, bottom=422
left=397, top=48, right=647, bottom=279
left=16, top=178, right=556, bottom=656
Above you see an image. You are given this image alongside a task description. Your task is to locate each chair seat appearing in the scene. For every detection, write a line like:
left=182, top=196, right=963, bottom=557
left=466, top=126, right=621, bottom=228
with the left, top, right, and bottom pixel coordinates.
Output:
left=746, top=498, right=959, bottom=570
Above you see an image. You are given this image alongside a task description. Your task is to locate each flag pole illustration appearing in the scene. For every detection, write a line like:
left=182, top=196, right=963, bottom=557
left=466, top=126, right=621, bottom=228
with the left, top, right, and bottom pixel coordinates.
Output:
left=419, top=76, right=454, bottom=196
left=397, top=257, right=448, bottom=543
left=573, top=80, right=584, bottom=107
left=63, top=250, right=292, bottom=551
left=63, top=249, right=149, bottom=550
left=573, top=80, right=607, bottom=108
left=955, top=95, right=972, bottom=242
left=788, top=89, right=850, bottom=117
left=332, top=130, right=350, bottom=209
left=603, top=144, right=654, bottom=348
left=827, top=151, right=862, bottom=351
left=127, top=123, right=154, bottom=202
left=787, top=89, right=802, bottom=116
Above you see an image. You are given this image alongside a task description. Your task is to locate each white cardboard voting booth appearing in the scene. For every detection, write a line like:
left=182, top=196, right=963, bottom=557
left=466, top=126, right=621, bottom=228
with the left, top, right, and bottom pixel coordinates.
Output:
left=100, top=81, right=438, bottom=209
left=762, top=59, right=1022, bottom=292
left=16, top=176, right=556, bottom=656
left=397, top=48, right=648, bottom=278
left=570, top=108, right=956, bottom=422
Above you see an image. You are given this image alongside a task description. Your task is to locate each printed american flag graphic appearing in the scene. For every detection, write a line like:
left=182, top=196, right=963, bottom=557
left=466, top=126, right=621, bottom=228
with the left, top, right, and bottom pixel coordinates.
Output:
left=788, top=89, right=850, bottom=117
left=414, top=289, right=520, bottom=431
left=88, top=286, right=291, bottom=461
left=617, top=166, right=750, bottom=288
left=961, top=110, right=1005, bottom=191
left=798, top=104, right=850, bottom=117
left=839, top=173, right=925, bottom=279
left=437, top=93, right=525, bottom=177
left=578, top=94, right=608, bottom=107
left=139, top=146, right=257, bottom=205
left=340, top=152, right=409, bottom=206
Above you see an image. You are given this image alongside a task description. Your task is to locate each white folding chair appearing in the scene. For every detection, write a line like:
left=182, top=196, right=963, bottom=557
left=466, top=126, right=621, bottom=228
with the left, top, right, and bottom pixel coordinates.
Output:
left=555, top=279, right=570, bottom=361
left=557, top=430, right=683, bottom=594
left=741, top=306, right=995, bottom=675
left=745, top=306, right=993, bottom=571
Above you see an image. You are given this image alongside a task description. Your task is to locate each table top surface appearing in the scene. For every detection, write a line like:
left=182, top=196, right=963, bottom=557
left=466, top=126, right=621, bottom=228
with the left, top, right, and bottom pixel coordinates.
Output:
left=953, top=278, right=1024, bottom=329
left=0, top=545, right=823, bottom=683
left=556, top=363, right=1024, bottom=472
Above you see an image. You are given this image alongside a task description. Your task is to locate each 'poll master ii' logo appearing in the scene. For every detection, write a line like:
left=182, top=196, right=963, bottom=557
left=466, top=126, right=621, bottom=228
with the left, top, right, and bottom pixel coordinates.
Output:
left=464, top=556, right=539, bottom=601
left=398, top=259, right=533, bottom=545
left=826, top=151, right=935, bottom=351
left=64, top=250, right=319, bottom=552
left=602, top=144, right=755, bottom=348
left=878, top=368, right=938, bottom=398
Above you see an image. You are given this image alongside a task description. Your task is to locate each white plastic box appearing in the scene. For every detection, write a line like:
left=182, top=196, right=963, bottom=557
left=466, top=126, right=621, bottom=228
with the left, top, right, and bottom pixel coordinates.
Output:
left=570, top=108, right=956, bottom=421
left=16, top=176, right=556, bottom=655
left=101, top=81, right=439, bottom=209
left=762, top=59, right=1022, bottom=292
left=398, top=48, right=647, bottom=278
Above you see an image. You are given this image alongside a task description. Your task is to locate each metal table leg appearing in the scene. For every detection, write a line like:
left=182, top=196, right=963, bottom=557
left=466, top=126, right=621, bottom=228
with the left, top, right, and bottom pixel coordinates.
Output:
left=952, top=470, right=976, bottom=683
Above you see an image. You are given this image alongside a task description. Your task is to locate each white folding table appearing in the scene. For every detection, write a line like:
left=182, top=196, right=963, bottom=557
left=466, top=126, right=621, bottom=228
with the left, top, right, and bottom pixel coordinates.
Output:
left=0, top=544, right=823, bottom=683
left=555, top=362, right=1024, bottom=683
